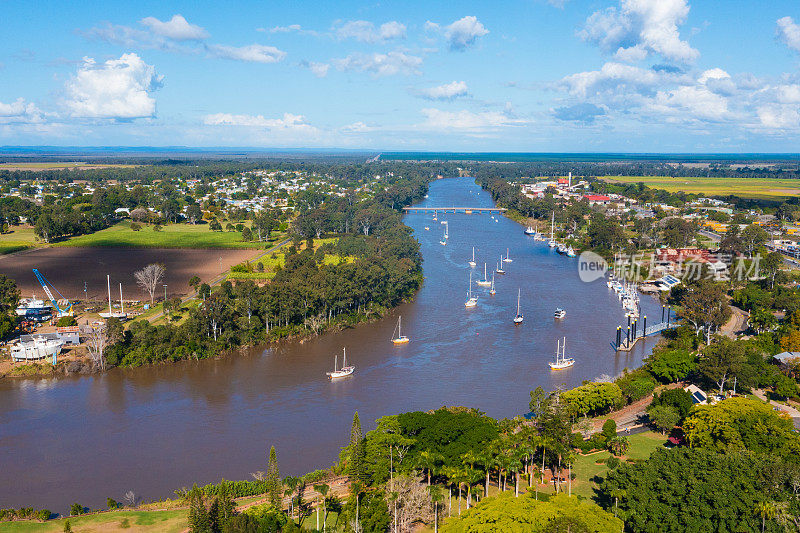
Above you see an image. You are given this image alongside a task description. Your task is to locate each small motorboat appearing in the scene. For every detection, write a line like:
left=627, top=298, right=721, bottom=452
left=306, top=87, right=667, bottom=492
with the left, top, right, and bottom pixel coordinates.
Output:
left=554, top=308, right=566, bottom=319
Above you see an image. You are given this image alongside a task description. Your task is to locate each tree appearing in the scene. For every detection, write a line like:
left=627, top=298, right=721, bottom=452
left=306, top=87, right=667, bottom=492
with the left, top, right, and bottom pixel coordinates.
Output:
left=698, top=338, right=745, bottom=394
left=134, top=263, right=166, bottom=305
left=754, top=501, right=777, bottom=533
left=440, top=492, right=621, bottom=532
left=601, top=419, right=617, bottom=441
left=313, top=483, right=330, bottom=531
left=189, top=275, right=201, bottom=292
left=186, top=203, right=202, bottom=225
left=646, top=349, right=698, bottom=383
left=561, top=382, right=623, bottom=418
left=740, top=224, right=769, bottom=257
left=0, top=274, right=20, bottom=314
left=677, top=279, right=731, bottom=342
left=349, top=412, right=367, bottom=485
left=749, top=308, right=776, bottom=334
left=84, top=323, right=108, bottom=371
left=647, top=405, right=680, bottom=434
left=187, top=484, right=211, bottom=533
left=266, top=446, right=281, bottom=507
left=528, top=386, right=549, bottom=418
left=761, top=251, right=783, bottom=290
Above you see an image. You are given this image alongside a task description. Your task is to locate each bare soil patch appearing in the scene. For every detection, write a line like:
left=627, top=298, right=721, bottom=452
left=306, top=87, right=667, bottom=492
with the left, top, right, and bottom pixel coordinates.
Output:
left=0, top=247, right=260, bottom=300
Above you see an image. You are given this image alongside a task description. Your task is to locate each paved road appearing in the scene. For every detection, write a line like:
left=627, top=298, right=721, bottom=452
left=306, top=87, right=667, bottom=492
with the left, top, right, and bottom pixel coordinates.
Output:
left=753, top=389, right=800, bottom=430
left=147, top=238, right=291, bottom=323
left=699, top=229, right=721, bottom=243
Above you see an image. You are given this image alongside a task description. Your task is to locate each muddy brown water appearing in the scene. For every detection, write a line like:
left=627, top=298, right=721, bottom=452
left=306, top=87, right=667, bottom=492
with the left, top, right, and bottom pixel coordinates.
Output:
left=0, top=177, right=662, bottom=512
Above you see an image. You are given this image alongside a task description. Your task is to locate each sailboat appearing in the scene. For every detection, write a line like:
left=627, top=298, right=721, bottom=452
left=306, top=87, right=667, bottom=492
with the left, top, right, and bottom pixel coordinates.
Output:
left=503, top=248, right=513, bottom=263
left=465, top=272, right=478, bottom=308
left=489, top=273, right=496, bottom=296
left=524, top=225, right=535, bottom=236
left=327, top=347, right=355, bottom=379
left=495, top=257, right=506, bottom=275
left=513, top=288, right=523, bottom=324
left=548, top=212, right=557, bottom=248
left=391, top=316, right=410, bottom=344
left=549, top=337, right=575, bottom=370
left=468, top=246, right=476, bottom=268
left=566, top=245, right=576, bottom=257
left=99, top=275, right=127, bottom=320
left=476, top=263, right=491, bottom=287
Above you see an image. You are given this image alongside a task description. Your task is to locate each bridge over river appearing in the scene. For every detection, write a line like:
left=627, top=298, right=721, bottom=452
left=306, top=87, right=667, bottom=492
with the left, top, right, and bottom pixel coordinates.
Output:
left=403, top=206, right=507, bottom=214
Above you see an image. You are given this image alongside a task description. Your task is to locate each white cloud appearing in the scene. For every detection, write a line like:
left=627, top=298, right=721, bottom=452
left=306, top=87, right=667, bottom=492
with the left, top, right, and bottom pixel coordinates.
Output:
left=560, top=62, right=670, bottom=98
left=334, top=20, right=406, bottom=43
left=648, top=85, right=730, bottom=121
left=757, top=104, right=800, bottom=130
left=65, top=53, right=163, bottom=119
left=340, top=121, right=376, bottom=133
left=580, top=0, right=699, bottom=63
left=334, top=51, right=422, bottom=77
left=423, top=21, right=440, bottom=32
left=265, top=24, right=302, bottom=33
left=443, top=16, right=489, bottom=50
left=207, top=44, right=286, bottom=64
left=300, top=61, right=329, bottom=77
left=139, top=14, right=208, bottom=41
left=0, top=98, right=44, bottom=123
left=419, top=108, right=524, bottom=130
left=420, top=81, right=469, bottom=100
left=203, top=112, right=320, bottom=139
left=778, top=16, right=800, bottom=53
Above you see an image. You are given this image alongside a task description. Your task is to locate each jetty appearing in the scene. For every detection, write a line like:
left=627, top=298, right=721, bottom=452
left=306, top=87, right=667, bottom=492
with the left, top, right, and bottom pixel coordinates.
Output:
left=402, top=206, right=507, bottom=214
left=613, top=312, right=679, bottom=352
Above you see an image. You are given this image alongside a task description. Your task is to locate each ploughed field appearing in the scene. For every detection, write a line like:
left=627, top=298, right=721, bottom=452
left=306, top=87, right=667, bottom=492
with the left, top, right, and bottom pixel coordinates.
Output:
left=600, top=175, right=800, bottom=199
left=0, top=247, right=261, bottom=300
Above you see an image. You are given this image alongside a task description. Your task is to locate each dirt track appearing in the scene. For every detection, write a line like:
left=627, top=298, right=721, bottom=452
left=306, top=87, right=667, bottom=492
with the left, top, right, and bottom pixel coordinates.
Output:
left=0, top=247, right=261, bottom=300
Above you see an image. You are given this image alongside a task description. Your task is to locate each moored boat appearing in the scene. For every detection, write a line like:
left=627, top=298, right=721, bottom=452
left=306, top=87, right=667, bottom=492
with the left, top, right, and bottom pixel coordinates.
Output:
left=554, top=308, right=566, bottom=319
left=327, top=348, right=355, bottom=379
left=549, top=337, right=575, bottom=370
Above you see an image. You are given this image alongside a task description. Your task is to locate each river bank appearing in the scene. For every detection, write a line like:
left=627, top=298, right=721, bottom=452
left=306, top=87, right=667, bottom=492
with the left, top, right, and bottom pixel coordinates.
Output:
left=0, top=176, right=663, bottom=513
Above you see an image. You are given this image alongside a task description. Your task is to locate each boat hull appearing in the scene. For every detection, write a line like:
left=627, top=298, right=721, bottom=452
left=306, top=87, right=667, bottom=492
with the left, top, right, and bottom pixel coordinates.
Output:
left=549, top=359, right=575, bottom=370
left=391, top=337, right=410, bottom=344
left=327, top=366, right=355, bottom=379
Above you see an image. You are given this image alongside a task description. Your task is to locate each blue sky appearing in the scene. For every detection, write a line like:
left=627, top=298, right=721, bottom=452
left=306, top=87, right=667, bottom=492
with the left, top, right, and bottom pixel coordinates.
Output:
left=2, top=0, right=800, bottom=152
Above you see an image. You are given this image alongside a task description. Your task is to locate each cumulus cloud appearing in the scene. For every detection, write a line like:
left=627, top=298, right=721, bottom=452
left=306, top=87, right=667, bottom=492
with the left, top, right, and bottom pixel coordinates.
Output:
left=0, top=98, right=45, bottom=123
left=300, top=61, right=330, bottom=77
left=207, top=44, right=286, bottom=64
left=419, top=81, right=469, bottom=100
left=778, top=16, right=800, bottom=53
left=553, top=103, right=606, bottom=123
left=65, top=53, right=163, bottom=119
left=139, top=14, right=208, bottom=41
left=340, top=121, right=376, bottom=133
left=560, top=62, right=672, bottom=98
left=419, top=108, right=524, bottom=130
left=334, top=20, right=406, bottom=43
left=334, top=51, right=422, bottom=77
left=580, top=0, right=699, bottom=63
left=443, top=16, right=489, bottom=50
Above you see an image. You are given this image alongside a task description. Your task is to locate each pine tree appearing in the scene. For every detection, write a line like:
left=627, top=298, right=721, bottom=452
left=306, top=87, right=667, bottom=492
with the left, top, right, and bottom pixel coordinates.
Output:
left=266, top=445, right=281, bottom=507
left=187, top=484, right=212, bottom=533
left=210, top=480, right=235, bottom=531
left=349, top=411, right=368, bottom=484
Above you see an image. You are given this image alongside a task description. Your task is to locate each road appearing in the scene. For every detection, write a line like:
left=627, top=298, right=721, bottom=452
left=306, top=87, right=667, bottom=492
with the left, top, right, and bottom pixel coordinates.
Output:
left=699, top=229, right=721, bottom=243
left=721, top=305, right=749, bottom=338
left=147, top=238, right=290, bottom=323
left=753, top=389, right=800, bottom=430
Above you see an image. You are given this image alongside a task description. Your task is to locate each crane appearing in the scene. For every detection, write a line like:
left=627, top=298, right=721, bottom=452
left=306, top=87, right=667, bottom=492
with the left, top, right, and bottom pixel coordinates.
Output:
left=32, top=268, right=73, bottom=318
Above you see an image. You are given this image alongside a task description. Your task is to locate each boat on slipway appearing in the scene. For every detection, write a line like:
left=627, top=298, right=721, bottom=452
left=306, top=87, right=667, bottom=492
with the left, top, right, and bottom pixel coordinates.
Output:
left=10, top=335, right=64, bottom=363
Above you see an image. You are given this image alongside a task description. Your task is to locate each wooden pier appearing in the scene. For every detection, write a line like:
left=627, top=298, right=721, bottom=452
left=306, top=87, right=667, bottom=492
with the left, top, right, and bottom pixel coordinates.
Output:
left=402, top=207, right=507, bottom=214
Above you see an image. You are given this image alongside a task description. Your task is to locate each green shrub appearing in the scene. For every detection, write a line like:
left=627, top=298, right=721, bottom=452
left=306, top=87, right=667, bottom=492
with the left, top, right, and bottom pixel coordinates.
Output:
left=606, top=456, right=621, bottom=469
left=106, top=498, right=118, bottom=510
left=56, top=316, right=77, bottom=327
left=601, top=419, right=617, bottom=440
left=69, top=503, right=84, bottom=516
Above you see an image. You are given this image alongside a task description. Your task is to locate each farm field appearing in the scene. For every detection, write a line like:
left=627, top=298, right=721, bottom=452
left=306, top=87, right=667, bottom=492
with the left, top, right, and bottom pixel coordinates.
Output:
left=0, top=246, right=262, bottom=300
left=0, top=225, right=37, bottom=254
left=59, top=221, right=276, bottom=249
left=600, top=175, right=800, bottom=199
left=0, top=162, right=137, bottom=171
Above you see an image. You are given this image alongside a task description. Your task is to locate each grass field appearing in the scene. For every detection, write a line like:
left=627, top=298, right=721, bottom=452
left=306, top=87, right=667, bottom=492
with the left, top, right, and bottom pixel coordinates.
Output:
left=0, top=225, right=37, bottom=254
left=225, top=238, right=351, bottom=281
left=0, top=162, right=136, bottom=171
left=571, top=431, right=666, bottom=499
left=59, top=221, right=277, bottom=249
left=0, top=510, right=186, bottom=533
left=600, top=175, right=800, bottom=199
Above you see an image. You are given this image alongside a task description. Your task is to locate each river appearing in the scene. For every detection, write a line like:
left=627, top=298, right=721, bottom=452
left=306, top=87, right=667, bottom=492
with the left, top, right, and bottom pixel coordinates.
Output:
left=0, top=177, right=662, bottom=512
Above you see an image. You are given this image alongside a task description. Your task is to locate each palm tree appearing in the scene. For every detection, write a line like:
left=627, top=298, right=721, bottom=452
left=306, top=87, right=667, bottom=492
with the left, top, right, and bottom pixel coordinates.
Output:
left=283, top=476, right=299, bottom=520
left=427, top=485, right=443, bottom=533
left=475, top=448, right=495, bottom=498
left=313, top=483, right=330, bottom=532
left=755, top=501, right=777, bottom=533
left=416, top=450, right=442, bottom=486
left=460, top=451, right=479, bottom=507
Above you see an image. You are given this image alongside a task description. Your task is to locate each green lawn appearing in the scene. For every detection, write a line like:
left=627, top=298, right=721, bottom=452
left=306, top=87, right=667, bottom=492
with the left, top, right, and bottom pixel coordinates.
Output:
left=57, top=221, right=275, bottom=249
left=601, top=175, right=800, bottom=200
left=0, top=510, right=186, bottom=532
left=571, top=431, right=667, bottom=499
left=0, top=225, right=38, bottom=254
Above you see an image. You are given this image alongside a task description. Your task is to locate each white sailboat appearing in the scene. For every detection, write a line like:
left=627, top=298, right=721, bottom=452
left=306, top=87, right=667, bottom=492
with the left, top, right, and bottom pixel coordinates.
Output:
left=476, top=263, right=492, bottom=287
left=99, top=275, right=128, bottom=320
left=513, top=288, right=523, bottom=324
left=548, top=212, right=557, bottom=248
left=496, top=257, right=506, bottom=275
left=503, top=248, right=513, bottom=263
left=327, top=347, right=355, bottom=379
left=465, top=272, right=478, bottom=308
left=468, top=246, right=476, bottom=268
left=549, top=337, right=574, bottom=370
left=391, top=316, right=410, bottom=344
left=566, top=245, right=576, bottom=257
left=489, top=273, right=496, bottom=296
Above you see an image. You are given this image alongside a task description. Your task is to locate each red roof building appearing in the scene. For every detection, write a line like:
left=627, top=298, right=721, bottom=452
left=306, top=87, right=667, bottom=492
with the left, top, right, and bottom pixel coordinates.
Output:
left=583, top=194, right=611, bottom=203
